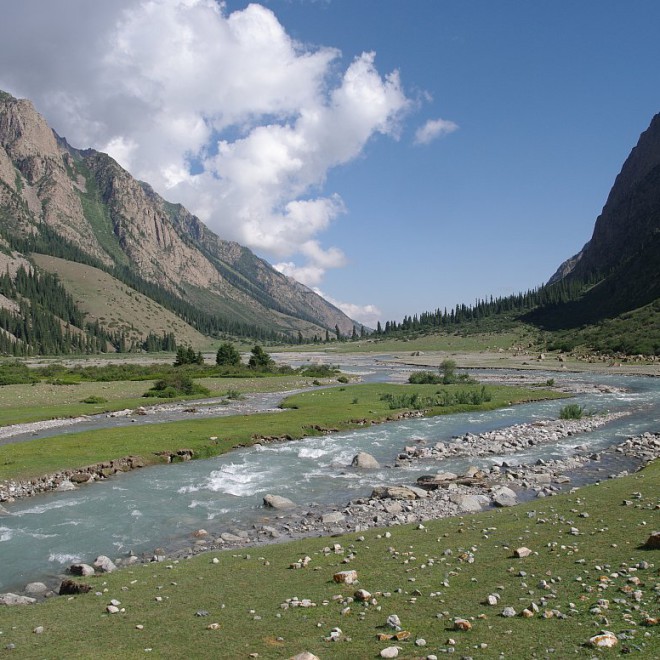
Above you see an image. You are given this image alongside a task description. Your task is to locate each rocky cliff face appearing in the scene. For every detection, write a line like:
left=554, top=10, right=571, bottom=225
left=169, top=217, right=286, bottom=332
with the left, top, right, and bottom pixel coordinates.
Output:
left=548, top=113, right=660, bottom=314
left=0, top=90, right=357, bottom=339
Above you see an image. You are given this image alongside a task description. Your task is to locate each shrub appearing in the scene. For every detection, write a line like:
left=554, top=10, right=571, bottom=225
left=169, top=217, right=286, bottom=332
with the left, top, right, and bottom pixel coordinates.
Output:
left=337, top=375, right=349, bottom=383
left=300, top=364, right=339, bottom=378
left=559, top=403, right=585, bottom=419
left=408, top=371, right=442, bottom=384
left=80, top=395, right=107, bottom=404
left=143, top=373, right=210, bottom=398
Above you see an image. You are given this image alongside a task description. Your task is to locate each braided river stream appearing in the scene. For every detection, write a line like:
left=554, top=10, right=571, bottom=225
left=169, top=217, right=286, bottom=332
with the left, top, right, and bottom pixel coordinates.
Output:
left=0, top=357, right=658, bottom=593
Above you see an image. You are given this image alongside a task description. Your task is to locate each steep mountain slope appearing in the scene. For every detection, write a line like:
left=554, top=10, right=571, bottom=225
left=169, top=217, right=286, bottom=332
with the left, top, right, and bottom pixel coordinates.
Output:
left=0, top=89, right=356, bottom=351
left=544, top=113, right=660, bottom=324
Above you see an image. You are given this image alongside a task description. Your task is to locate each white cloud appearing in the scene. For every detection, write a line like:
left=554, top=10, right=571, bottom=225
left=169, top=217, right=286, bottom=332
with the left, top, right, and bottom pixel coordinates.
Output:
left=0, top=0, right=411, bottom=286
left=312, top=288, right=382, bottom=328
left=414, top=117, right=458, bottom=145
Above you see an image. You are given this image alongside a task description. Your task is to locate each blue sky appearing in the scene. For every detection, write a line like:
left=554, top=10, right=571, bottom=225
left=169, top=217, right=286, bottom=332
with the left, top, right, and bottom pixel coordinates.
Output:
left=1, top=1, right=659, bottom=326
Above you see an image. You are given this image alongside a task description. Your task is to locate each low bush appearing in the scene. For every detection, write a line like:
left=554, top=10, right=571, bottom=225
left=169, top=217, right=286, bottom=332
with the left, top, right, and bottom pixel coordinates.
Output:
left=559, top=403, right=585, bottom=419
left=80, top=395, right=107, bottom=404
left=143, top=373, right=210, bottom=399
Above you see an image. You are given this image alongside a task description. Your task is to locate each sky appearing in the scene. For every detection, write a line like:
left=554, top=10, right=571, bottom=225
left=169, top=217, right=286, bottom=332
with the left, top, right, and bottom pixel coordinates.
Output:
left=1, top=1, right=659, bottom=327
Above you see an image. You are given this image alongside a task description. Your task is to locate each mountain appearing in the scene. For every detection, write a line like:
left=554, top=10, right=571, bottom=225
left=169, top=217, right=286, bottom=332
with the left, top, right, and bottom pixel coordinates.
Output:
left=0, top=90, right=357, bottom=353
left=361, top=112, right=660, bottom=356
left=545, top=113, right=660, bottom=323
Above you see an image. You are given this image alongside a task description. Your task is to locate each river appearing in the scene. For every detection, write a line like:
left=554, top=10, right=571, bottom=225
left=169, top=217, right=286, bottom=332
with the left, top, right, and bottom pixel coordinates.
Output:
left=0, top=357, right=658, bottom=594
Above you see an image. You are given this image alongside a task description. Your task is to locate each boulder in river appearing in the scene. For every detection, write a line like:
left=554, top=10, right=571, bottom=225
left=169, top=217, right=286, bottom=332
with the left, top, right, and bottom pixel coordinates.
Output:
left=263, top=494, right=296, bottom=509
left=70, top=563, right=95, bottom=577
left=351, top=452, right=380, bottom=469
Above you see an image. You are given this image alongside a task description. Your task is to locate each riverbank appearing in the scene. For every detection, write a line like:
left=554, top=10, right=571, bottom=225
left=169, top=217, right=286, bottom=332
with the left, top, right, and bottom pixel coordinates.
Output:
left=0, top=441, right=657, bottom=659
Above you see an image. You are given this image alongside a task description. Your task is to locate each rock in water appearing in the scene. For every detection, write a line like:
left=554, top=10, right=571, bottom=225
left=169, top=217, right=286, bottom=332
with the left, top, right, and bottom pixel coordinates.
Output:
left=351, top=452, right=380, bottom=469
left=263, top=494, right=295, bottom=510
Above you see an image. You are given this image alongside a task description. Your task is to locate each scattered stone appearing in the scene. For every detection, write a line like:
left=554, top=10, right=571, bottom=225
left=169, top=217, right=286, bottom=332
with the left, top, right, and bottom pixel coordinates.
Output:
left=33, top=626, right=44, bottom=634
left=333, top=570, right=358, bottom=584
left=0, top=593, right=36, bottom=605
left=289, top=653, right=319, bottom=660
left=263, top=494, right=295, bottom=510
left=380, top=647, right=400, bottom=658
left=322, top=511, right=345, bottom=524
left=588, top=631, right=618, bottom=648
left=351, top=452, right=380, bottom=469
left=371, top=485, right=419, bottom=500
left=501, top=607, right=516, bottom=617
left=514, top=547, right=532, bottom=558
left=206, top=623, right=220, bottom=630
left=354, top=589, right=371, bottom=602
left=386, top=614, right=402, bottom=630
left=642, top=531, right=660, bottom=549
left=453, top=618, right=472, bottom=631
left=106, top=605, right=120, bottom=614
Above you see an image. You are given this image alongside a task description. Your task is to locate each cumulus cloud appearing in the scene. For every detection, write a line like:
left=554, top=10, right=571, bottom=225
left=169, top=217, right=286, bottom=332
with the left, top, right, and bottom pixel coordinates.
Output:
left=0, top=0, right=411, bottom=289
left=312, top=289, right=382, bottom=328
left=414, top=117, right=458, bottom=145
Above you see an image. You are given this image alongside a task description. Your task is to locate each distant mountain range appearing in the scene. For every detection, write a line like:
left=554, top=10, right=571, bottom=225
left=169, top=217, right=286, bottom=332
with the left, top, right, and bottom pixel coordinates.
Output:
left=0, top=90, right=357, bottom=354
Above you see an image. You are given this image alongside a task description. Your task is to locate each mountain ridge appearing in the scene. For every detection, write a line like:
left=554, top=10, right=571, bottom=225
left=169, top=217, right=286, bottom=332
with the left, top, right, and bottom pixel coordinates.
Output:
left=0, top=90, right=358, bottom=353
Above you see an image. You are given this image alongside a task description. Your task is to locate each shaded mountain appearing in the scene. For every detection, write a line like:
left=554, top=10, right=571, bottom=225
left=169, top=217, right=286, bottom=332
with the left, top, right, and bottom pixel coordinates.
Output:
left=539, top=113, right=660, bottom=328
left=0, top=90, right=357, bottom=353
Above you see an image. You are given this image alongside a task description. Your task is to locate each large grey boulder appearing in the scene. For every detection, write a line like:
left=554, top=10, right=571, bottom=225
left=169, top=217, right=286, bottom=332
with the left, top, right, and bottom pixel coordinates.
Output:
left=24, top=582, right=48, bottom=595
left=351, top=452, right=380, bottom=469
left=492, top=486, right=518, bottom=507
left=263, top=494, right=296, bottom=509
left=93, top=555, right=117, bottom=573
left=451, top=494, right=483, bottom=512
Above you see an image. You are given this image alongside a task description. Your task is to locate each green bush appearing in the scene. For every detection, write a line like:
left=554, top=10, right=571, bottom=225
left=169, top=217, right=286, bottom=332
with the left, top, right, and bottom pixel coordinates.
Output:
left=300, top=364, right=339, bottom=378
left=408, top=371, right=442, bottom=384
left=143, top=373, right=210, bottom=399
left=80, top=395, right=107, bottom=404
left=559, top=403, right=585, bottom=419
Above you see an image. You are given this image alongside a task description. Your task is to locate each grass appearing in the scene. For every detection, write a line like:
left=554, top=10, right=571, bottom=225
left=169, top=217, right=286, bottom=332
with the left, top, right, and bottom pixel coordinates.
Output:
left=280, top=330, right=532, bottom=354
left=0, top=383, right=563, bottom=483
left=0, top=375, right=324, bottom=427
left=0, top=459, right=657, bottom=658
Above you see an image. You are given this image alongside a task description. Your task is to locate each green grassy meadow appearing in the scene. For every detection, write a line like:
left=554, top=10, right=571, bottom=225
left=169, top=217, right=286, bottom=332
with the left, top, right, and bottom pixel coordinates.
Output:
left=0, top=375, right=325, bottom=427
left=0, top=459, right=657, bottom=658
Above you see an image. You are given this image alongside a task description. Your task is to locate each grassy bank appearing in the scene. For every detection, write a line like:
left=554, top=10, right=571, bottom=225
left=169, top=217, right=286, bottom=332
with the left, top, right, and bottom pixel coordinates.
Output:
left=0, top=459, right=657, bottom=658
left=0, top=375, right=325, bottom=427
left=0, top=383, right=563, bottom=483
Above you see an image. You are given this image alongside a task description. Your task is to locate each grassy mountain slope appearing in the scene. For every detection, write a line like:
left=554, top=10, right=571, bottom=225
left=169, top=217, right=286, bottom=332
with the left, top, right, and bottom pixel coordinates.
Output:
left=31, top=254, right=207, bottom=349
